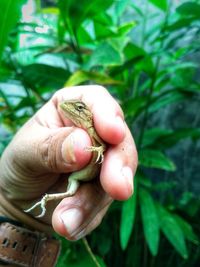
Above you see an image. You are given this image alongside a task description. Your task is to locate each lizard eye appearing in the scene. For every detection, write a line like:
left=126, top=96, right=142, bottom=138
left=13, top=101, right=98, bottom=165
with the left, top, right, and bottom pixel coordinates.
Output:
left=76, top=102, right=85, bottom=111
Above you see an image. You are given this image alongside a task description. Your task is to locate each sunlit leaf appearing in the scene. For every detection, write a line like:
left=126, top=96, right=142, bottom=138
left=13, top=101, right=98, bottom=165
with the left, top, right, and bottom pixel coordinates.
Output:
left=118, top=21, right=136, bottom=36
left=139, top=188, right=160, bottom=256
left=149, top=0, right=168, bottom=11
left=65, top=70, right=122, bottom=86
left=41, top=7, right=60, bottom=15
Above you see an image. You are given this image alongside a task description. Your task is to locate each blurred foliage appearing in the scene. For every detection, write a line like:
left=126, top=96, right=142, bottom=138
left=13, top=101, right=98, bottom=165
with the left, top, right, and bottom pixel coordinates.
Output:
left=0, top=0, right=200, bottom=266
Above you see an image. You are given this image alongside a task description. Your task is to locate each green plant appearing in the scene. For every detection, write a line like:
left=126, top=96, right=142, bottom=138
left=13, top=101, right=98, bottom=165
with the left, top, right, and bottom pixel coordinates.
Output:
left=0, top=0, right=200, bottom=266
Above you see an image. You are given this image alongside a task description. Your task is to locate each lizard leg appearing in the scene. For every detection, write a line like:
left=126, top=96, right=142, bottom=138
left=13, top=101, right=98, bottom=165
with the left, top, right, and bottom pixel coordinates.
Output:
left=85, top=145, right=105, bottom=164
left=24, top=178, right=79, bottom=218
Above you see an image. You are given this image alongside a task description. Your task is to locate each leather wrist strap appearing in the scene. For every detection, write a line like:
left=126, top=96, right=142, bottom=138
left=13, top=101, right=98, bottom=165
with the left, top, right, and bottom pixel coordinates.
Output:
left=0, top=222, right=61, bottom=267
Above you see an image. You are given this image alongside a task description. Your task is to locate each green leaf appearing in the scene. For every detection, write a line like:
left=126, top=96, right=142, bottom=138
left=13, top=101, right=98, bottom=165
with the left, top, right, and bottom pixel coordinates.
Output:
left=177, top=2, right=200, bottom=19
left=138, top=171, right=153, bottom=189
left=152, top=181, right=177, bottom=192
left=149, top=90, right=187, bottom=113
left=156, top=128, right=200, bottom=149
left=118, top=21, right=136, bottom=36
left=65, top=70, right=122, bottom=86
left=135, top=55, right=155, bottom=76
left=156, top=204, right=188, bottom=259
left=143, top=128, right=200, bottom=149
left=139, top=188, right=160, bottom=256
left=123, top=96, right=148, bottom=119
left=0, top=0, right=26, bottom=61
left=149, top=0, right=168, bottom=11
left=124, top=42, right=146, bottom=60
left=139, top=149, right=176, bottom=171
left=170, top=65, right=197, bottom=88
left=22, top=64, right=70, bottom=90
left=113, top=0, right=130, bottom=18
left=58, top=0, right=114, bottom=30
left=142, top=128, right=172, bottom=147
left=58, top=239, right=106, bottom=267
left=167, top=17, right=196, bottom=31
left=120, top=179, right=137, bottom=250
left=86, top=42, right=123, bottom=68
left=173, top=214, right=199, bottom=245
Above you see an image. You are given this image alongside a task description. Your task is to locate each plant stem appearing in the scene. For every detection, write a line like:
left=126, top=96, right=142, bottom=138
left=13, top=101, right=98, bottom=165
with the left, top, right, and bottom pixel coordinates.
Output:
left=137, top=65, right=159, bottom=149
left=137, top=5, right=170, bottom=149
left=82, top=237, right=101, bottom=267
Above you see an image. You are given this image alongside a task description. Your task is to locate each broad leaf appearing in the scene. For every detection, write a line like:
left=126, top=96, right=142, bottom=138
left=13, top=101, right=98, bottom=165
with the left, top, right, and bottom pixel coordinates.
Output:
left=156, top=128, right=200, bottom=149
left=149, top=0, right=168, bottom=11
left=58, top=0, right=114, bottom=30
left=173, top=214, right=199, bottom=245
left=156, top=204, right=188, bottom=259
left=177, top=2, right=200, bottom=19
left=120, top=179, right=137, bottom=250
left=149, top=90, right=188, bottom=113
left=65, top=70, right=122, bottom=86
left=86, top=42, right=123, bottom=68
left=118, top=22, right=136, bottom=36
left=0, top=0, right=26, bottom=61
left=139, top=188, right=160, bottom=256
left=139, top=149, right=176, bottom=171
left=143, top=128, right=200, bottom=148
left=142, top=128, right=172, bottom=147
left=113, top=0, right=130, bottom=19
left=22, top=64, right=70, bottom=91
left=123, top=96, right=148, bottom=119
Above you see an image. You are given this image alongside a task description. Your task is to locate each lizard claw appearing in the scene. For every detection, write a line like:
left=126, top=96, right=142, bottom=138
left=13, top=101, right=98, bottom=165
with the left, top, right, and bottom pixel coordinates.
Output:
left=85, top=145, right=105, bottom=164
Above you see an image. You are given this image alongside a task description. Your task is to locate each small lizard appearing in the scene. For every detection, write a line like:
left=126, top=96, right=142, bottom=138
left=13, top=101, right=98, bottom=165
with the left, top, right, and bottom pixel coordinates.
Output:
left=25, top=100, right=106, bottom=217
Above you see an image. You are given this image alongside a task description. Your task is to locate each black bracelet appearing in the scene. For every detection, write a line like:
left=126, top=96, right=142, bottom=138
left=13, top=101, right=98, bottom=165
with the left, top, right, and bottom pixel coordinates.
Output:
left=0, top=216, right=22, bottom=227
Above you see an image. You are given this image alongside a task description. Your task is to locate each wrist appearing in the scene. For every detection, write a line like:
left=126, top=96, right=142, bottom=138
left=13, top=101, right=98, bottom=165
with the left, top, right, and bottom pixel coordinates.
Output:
left=0, top=188, right=53, bottom=234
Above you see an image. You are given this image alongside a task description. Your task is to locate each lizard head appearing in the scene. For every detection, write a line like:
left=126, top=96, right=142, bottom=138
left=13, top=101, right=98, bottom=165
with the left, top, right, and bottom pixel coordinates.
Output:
left=59, top=100, right=93, bottom=129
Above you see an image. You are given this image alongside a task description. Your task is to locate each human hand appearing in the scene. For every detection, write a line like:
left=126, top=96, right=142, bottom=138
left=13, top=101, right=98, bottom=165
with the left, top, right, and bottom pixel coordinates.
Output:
left=0, top=85, right=138, bottom=240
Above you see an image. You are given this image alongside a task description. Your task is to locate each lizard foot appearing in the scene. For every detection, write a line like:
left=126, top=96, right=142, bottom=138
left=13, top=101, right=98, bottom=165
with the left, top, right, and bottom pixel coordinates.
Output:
left=85, top=145, right=105, bottom=164
left=24, top=179, right=79, bottom=218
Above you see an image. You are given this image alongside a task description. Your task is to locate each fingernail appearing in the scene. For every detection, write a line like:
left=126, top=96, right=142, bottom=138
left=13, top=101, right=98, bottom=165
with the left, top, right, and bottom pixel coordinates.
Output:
left=60, top=208, right=83, bottom=237
left=121, top=166, right=134, bottom=195
left=61, top=132, right=76, bottom=163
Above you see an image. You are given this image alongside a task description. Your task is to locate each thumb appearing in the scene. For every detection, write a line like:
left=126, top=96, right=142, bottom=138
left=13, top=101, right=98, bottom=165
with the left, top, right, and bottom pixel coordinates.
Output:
left=11, top=120, right=92, bottom=176
left=33, top=127, right=92, bottom=174
left=0, top=125, right=90, bottom=202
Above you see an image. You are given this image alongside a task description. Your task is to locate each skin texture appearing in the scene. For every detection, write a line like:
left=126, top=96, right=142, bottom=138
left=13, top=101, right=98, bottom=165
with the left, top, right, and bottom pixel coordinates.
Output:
left=0, top=85, right=138, bottom=240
